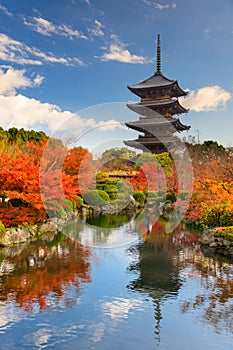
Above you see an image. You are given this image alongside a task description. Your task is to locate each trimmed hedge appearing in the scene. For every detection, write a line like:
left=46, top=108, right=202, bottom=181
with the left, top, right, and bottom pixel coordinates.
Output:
left=83, top=190, right=110, bottom=207
left=144, top=190, right=158, bottom=199
left=133, top=191, right=146, bottom=205
left=104, top=184, right=117, bottom=200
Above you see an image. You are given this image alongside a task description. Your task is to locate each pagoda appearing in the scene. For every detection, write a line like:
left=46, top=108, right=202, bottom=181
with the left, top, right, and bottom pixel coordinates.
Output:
left=124, top=34, right=190, bottom=154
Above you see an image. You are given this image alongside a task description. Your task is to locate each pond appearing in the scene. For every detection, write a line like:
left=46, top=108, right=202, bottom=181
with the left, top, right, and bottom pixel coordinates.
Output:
left=0, top=212, right=233, bottom=349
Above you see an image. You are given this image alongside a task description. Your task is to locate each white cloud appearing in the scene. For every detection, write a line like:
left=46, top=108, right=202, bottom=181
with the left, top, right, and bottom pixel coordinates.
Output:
left=33, top=74, right=44, bottom=86
left=88, top=20, right=105, bottom=37
left=85, top=0, right=91, bottom=5
left=204, top=27, right=211, bottom=38
left=24, top=17, right=87, bottom=40
left=181, top=86, right=231, bottom=112
left=102, top=297, right=144, bottom=320
left=142, top=1, right=176, bottom=9
left=0, top=33, right=84, bottom=66
left=100, top=43, right=149, bottom=64
left=0, top=4, right=13, bottom=17
left=154, top=3, right=169, bottom=10
left=0, top=93, right=123, bottom=134
left=0, top=67, right=43, bottom=95
left=0, top=33, right=41, bottom=65
left=95, top=20, right=102, bottom=27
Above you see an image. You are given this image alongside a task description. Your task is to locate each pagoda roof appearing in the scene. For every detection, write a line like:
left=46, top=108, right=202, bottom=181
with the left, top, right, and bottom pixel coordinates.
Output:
left=127, top=99, right=188, bottom=116
left=128, top=73, right=188, bottom=98
left=137, top=136, right=176, bottom=144
left=124, top=142, right=169, bottom=154
left=124, top=136, right=175, bottom=152
left=125, top=117, right=190, bottom=133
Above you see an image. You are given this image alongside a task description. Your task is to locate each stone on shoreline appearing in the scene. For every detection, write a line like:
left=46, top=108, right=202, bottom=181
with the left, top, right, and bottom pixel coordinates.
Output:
left=0, top=219, right=65, bottom=247
left=201, top=227, right=233, bottom=257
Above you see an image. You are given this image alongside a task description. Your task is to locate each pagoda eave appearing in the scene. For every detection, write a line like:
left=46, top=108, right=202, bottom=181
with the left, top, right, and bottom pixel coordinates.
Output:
left=127, top=100, right=189, bottom=116
left=125, top=137, right=176, bottom=145
left=128, top=80, right=188, bottom=99
left=176, top=120, right=190, bottom=132
left=124, top=139, right=174, bottom=153
left=125, top=118, right=190, bottom=133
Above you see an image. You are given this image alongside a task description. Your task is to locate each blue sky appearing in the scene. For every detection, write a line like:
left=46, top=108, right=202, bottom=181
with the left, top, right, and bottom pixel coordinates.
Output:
left=0, top=0, right=232, bottom=152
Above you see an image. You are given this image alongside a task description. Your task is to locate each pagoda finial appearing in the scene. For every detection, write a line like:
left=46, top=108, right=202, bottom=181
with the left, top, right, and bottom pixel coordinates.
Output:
left=155, top=34, right=162, bottom=75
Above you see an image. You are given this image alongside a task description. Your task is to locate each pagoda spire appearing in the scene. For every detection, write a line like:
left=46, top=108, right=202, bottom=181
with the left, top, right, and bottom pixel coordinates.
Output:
left=155, top=34, right=162, bottom=75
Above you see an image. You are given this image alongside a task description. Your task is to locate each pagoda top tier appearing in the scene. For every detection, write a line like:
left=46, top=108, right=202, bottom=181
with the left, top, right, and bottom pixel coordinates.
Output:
left=127, top=34, right=188, bottom=99
left=128, top=75, right=187, bottom=98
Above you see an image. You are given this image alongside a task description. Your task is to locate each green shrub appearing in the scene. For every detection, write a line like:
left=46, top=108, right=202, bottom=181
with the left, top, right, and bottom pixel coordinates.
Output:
left=166, top=192, right=177, bottom=203
left=200, top=208, right=218, bottom=228
left=96, top=171, right=108, bottom=180
left=65, top=199, right=76, bottom=212
left=117, top=180, right=133, bottom=195
left=96, top=183, right=118, bottom=200
left=96, top=176, right=119, bottom=195
left=105, top=179, right=117, bottom=185
left=219, top=210, right=233, bottom=227
left=0, top=221, right=5, bottom=235
left=58, top=206, right=67, bottom=219
left=216, top=227, right=233, bottom=243
left=109, top=192, right=118, bottom=200
left=83, top=190, right=110, bottom=207
left=115, top=193, right=128, bottom=203
left=144, top=190, right=158, bottom=199
left=200, top=205, right=233, bottom=228
left=103, top=185, right=116, bottom=200
left=96, top=184, right=105, bottom=190
left=133, top=191, right=146, bottom=205
left=77, top=197, right=84, bottom=206
left=104, top=184, right=117, bottom=193
left=177, top=190, right=190, bottom=200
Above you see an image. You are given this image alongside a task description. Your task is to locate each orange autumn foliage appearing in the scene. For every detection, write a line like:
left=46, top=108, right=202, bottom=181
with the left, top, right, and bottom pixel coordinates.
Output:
left=130, top=163, right=166, bottom=192
left=186, top=146, right=233, bottom=223
left=0, top=139, right=93, bottom=227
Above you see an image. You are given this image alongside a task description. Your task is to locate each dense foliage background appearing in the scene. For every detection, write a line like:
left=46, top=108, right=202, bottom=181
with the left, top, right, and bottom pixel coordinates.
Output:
left=0, top=128, right=233, bottom=229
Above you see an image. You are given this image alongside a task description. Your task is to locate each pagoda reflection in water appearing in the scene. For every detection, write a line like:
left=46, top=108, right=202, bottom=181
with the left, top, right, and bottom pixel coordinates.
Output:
left=125, top=34, right=190, bottom=154
left=127, top=219, right=182, bottom=341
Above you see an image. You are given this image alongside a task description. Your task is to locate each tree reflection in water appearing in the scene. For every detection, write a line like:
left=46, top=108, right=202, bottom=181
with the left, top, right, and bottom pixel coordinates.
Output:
left=0, top=232, right=91, bottom=311
left=128, top=212, right=233, bottom=339
left=63, top=211, right=137, bottom=247
left=180, top=250, right=233, bottom=333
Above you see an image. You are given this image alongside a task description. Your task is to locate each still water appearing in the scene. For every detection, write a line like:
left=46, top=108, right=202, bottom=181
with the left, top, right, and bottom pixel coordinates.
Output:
left=0, top=212, right=233, bottom=350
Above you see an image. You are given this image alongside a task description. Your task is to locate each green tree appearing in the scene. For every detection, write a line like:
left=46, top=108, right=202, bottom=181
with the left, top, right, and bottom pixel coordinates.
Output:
left=101, top=147, right=137, bottom=161
left=135, top=152, right=172, bottom=170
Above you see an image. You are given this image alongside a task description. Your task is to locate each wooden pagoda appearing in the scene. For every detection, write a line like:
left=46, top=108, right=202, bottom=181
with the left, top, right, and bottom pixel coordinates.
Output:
left=124, top=34, right=190, bottom=154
